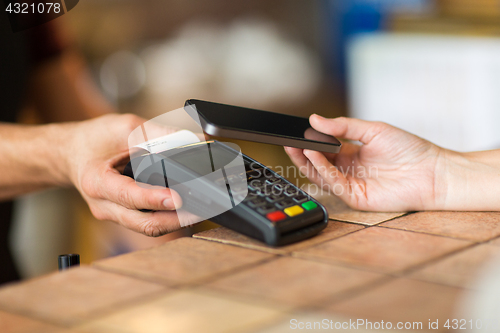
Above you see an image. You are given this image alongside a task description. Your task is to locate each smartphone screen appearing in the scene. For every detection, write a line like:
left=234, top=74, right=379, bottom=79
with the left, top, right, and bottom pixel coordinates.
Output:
left=185, top=99, right=341, bottom=153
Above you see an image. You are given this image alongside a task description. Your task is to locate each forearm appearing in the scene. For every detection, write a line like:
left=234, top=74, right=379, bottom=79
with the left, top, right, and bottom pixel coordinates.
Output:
left=437, top=149, right=500, bottom=211
left=0, top=122, right=73, bottom=200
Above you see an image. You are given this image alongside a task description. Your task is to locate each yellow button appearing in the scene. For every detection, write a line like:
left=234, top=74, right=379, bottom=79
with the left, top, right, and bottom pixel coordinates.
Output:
left=284, top=205, right=304, bottom=217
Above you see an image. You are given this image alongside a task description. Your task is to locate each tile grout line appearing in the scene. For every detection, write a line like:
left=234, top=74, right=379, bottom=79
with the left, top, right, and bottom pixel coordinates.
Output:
left=92, top=251, right=280, bottom=289
left=289, top=252, right=408, bottom=276
left=0, top=305, right=70, bottom=329
left=390, top=235, right=500, bottom=288
left=280, top=223, right=378, bottom=255
left=195, top=273, right=395, bottom=318
left=376, top=224, right=484, bottom=242
left=393, top=242, right=482, bottom=278
left=187, top=254, right=282, bottom=286
left=328, top=211, right=413, bottom=227
left=190, top=285, right=297, bottom=314
left=0, top=288, right=170, bottom=329
left=68, top=289, right=175, bottom=328
left=302, top=275, right=397, bottom=311
left=193, top=223, right=368, bottom=256
left=288, top=238, right=477, bottom=279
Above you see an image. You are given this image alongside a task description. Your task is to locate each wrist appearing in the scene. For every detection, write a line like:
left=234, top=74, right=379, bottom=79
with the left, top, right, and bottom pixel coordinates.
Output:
left=0, top=122, right=74, bottom=199
left=39, top=123, right=75, bottom=187
left=430, top=149, right=467, bottom=210
left=433, top=148, right=500, bottom=211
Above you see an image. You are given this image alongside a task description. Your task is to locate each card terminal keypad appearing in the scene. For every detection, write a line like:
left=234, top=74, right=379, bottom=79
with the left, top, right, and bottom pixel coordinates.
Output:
left=232, top=167, right=320, bottom=223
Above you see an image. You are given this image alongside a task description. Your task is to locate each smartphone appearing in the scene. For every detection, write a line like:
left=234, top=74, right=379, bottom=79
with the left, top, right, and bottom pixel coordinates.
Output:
left=184, top=99, right=342, bottom=153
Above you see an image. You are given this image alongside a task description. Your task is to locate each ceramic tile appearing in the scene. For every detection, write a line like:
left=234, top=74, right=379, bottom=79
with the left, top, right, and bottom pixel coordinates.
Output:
left=207, top=257, right=386, bottom=308
left=314, top=194, right=406, bottom=226
left=293, top=227, right=471, bottom=273
left=381, top=211, right=500, bottom=242
left=326, top=278, right=467, bottom=327
left=193, top=221, right=364, bottom=254
left=410, top=244, right=500, bottom=289
left=94, top=237, right=274, bottom=286
left=0, top=310, right=73, bottom=333
left=0, top=266, right=165, bottom=326
left=79, top=289, right=285, bottom=333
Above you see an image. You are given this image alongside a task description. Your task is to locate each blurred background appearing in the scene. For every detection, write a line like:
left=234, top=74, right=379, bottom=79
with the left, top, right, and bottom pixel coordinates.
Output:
left=11, top=0, right=500, bottom=278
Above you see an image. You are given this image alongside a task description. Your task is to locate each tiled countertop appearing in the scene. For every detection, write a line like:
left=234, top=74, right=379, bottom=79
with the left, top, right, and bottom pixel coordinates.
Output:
left=2, top=194, right=500, bottom=333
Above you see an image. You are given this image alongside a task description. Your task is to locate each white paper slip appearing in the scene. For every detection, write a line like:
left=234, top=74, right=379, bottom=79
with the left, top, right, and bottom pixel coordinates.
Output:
left=134, top=130, right=201, bottom=154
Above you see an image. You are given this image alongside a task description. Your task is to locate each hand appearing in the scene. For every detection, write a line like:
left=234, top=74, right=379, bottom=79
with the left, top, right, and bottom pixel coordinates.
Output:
left=285, top=115, right=449, bottom=211
left=62, top=113, right=185, bottom=236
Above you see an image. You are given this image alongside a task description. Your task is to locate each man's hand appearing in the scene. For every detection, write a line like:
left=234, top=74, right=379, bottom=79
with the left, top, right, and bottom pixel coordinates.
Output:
left=63, top=114, right=184, bottom=236
left=285, top=115, right=448, bottom=212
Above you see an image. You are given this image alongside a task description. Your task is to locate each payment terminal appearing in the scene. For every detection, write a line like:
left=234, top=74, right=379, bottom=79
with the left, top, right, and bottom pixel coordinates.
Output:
left=124, top=140, right=328, bottom=246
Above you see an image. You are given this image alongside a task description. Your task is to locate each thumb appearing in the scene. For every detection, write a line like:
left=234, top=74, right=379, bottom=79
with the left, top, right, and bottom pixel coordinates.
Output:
left=310, top=114, right=387, bottom=145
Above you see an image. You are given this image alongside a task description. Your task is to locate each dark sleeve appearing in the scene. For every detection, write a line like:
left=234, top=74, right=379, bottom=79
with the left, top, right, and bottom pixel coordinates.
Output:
left=26, top=21, right=68, bottom=64
left=0, top=201, right=20, bottom=284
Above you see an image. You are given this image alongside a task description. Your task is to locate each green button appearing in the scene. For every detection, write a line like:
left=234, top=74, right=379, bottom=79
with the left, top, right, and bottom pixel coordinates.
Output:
left=302, top=201, right=318, bottom=211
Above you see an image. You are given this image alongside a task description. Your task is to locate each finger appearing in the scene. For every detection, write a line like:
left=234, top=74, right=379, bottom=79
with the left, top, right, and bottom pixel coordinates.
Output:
left=196, top=132, right=208, bottom=141
left=103, top=202, right=183, bottom=237
left=304, top=127, right=339, bottom=144
left=284, top=147, right=306, bottom=167
left=310, top=114, right=388, bottom=145
left=285, top=147, right=315, bottom=179
left=332, top=141, right=363, bottom=170
left=338, top=141, right=361, bottom=155
left=284, top=147, right=324, bottom=185
left=98, top=169, right=183, bottom=211
left=303, top=149, right=366, bottom=208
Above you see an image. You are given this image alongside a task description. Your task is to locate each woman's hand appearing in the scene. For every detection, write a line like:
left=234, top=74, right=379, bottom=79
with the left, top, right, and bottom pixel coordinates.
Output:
left=285, top=115, right=450, bottom=211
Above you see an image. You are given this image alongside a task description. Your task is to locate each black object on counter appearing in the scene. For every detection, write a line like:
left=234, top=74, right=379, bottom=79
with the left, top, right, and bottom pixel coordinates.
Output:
left=58, top=254, right=80, bottom=271
left=123, top=141, right=328, bottom=246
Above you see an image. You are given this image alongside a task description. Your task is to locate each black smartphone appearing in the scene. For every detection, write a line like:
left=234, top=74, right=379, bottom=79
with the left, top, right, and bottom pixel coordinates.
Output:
left=184, top=99, right=342, bottom=153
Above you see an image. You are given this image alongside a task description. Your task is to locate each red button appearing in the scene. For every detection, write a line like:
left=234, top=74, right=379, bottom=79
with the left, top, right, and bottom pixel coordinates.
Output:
left=266, top=211, right=286, bottom=222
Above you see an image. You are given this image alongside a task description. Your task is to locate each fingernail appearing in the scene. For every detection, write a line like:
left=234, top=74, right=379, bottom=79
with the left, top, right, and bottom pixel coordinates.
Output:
left=311, top=114, right=325, bottom=119
left=163, top=198, right=175, bottom=210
